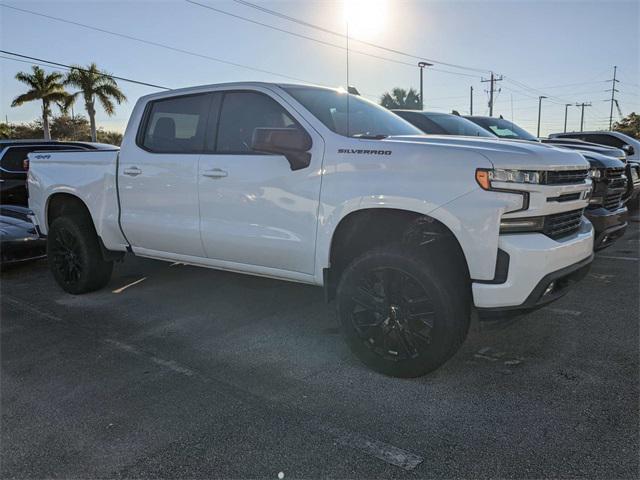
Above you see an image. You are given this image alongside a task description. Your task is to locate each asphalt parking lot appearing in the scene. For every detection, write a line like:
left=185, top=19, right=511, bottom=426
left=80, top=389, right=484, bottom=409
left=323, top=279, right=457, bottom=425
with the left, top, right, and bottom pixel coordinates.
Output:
left=1, top=213, right=639, bottom=479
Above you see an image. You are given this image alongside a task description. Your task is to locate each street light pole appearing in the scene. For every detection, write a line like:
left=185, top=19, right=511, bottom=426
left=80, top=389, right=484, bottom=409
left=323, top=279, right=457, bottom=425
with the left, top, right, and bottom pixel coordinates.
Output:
left=537, top=96, right=547, bottom=138
left=418, top=61, right=432, bottom=110
left=564, top=103, right=572, bottom=133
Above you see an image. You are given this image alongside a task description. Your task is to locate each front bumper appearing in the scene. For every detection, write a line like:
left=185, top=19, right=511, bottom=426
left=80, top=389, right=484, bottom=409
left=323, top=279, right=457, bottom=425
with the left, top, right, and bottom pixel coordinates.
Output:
left=585, top=206, right=628, bottom=250
left=472, top=218, right=593, bottom=311
left=624, top=163, right=640, bottom=201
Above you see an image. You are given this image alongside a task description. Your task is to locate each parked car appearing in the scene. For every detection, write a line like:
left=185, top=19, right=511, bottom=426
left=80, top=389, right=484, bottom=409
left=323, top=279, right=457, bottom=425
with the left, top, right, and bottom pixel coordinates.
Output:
left=549, top=130, right=640, bottom=204
left=0, top=140, right=98, bottom=206
left=401, top=112, right=627, bottom=250
left=392, top=110, right=494, bottom=138
left=28, top=83, right=595, bottom=377
left=550, top=130, right=640, bottom=162
left=0, top=204, right=46, bottom=265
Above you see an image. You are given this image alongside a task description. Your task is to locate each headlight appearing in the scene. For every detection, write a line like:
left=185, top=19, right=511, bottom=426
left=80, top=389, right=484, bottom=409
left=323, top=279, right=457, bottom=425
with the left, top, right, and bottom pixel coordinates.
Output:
left=476, top=168, right=543, bottom=190
left=500, top=216, right=545, bottom=233
left=589, top=168, right=602, bottom=179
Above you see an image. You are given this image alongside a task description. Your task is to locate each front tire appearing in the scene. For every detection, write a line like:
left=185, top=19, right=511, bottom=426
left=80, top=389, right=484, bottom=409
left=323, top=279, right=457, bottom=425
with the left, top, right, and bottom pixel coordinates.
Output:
left=336, top=244, right=470, bottom=378
left=47, top=216, right=113, bottom=294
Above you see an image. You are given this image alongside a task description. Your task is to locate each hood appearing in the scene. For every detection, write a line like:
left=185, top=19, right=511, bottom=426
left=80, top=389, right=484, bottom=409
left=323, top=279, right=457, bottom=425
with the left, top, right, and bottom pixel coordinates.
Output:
left=385, top=135, right=589, bottom=171
left=0, top=205, right=39, bottom=241
left=541, top=139, right=625, bottom=161
left=576, top=150, right=626, bottom=169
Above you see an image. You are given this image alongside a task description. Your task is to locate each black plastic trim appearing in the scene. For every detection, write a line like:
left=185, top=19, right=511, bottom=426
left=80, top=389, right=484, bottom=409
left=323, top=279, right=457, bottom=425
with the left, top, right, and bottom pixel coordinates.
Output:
left=473, top=249, right=510, bottom=284
left=477, top=253, right=594, bottom=319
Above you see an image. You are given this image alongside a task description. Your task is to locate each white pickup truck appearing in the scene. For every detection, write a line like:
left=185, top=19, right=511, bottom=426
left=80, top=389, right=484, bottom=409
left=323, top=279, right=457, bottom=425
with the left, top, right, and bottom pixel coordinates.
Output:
left=28, top=82, right=595, bottom=377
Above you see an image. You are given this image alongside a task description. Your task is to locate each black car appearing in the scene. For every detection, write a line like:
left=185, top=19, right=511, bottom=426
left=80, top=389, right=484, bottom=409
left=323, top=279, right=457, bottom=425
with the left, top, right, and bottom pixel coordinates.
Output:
left=465, top=116, right=640, bottom=205
left=393, top=110, right=494, bottom=138
left=0, top=140, right=97, bottom=205
left=0, top=204, right=46, bottom=265
left=399, top=112, right=627, bottom=250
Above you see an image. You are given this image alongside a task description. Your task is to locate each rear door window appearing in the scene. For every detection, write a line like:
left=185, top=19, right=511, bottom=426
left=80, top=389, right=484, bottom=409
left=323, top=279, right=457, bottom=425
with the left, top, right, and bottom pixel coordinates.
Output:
left=140, top=94, right=212, bottom=153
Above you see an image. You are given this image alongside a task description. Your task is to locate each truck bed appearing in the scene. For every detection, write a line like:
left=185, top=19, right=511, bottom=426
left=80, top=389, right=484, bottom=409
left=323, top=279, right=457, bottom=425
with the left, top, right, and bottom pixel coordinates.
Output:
left=27, top=146, right=129, bottom=251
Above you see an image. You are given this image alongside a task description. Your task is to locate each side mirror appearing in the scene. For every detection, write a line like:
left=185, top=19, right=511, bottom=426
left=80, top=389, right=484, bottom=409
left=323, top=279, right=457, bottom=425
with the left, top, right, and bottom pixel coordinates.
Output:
left=251, top=127, right=313, bottom=171
left=622, top=144, right=635, bottom=156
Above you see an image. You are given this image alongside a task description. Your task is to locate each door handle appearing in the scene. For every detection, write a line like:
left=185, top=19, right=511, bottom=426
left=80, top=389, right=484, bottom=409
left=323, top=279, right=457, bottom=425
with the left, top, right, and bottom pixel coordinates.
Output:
left=123, top=167, right=142, bottom=177
left=202, top=168, right=228, bottom=178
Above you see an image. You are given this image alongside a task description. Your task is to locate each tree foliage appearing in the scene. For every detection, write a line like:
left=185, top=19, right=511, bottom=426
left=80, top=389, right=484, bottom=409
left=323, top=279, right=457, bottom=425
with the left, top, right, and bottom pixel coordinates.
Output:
left=613, top=112, right=640, bottom=139
left=11, top=66, right=70, bottom=140
left=65, top=63, right=127, bottom=141
left=380, top=88, right=421, bottom=110
left=0, top=116, right=123, bottom=145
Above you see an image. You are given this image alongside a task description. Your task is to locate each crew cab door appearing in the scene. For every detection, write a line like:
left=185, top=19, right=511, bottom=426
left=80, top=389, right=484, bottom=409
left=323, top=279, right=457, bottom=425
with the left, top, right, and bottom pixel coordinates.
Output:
left=198, top=89, right=323, bottom=275
left=118, top=93, right=213, bottom=257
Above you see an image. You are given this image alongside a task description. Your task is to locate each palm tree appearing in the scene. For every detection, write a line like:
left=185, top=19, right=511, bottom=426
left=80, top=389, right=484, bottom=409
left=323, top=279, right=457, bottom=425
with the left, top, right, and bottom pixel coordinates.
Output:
left=65, top=63, right=127, bottom=142
left=380, top=88, right=421, bottom=110
left=11, top=66, right=70, bottom=140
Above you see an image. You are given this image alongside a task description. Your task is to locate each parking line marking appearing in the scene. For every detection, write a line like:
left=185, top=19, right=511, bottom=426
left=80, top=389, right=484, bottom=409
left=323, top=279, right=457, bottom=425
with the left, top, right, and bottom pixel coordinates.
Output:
left=323, top=426, right=423, bottom=470
left=112, top=277, right=147, bottom=293
left=3, top=297, right=63, bottom=322
left=104, top=339, right=196, bottom=377
left=597, top=255, right=639, bottom=262
left=548, top=308, right=582, bottom=316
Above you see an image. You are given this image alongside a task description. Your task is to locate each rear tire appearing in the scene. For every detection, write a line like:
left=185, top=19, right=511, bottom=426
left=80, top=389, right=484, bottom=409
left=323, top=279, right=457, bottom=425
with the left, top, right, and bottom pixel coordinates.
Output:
left=47, top=216, right=113, bottom=294
left=336, top=244, right=470, bottom=378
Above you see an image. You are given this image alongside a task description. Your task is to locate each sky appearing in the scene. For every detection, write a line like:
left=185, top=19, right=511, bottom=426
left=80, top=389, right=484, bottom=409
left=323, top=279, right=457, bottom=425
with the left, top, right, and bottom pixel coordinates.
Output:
left=1, top=0, right=638, bottom=137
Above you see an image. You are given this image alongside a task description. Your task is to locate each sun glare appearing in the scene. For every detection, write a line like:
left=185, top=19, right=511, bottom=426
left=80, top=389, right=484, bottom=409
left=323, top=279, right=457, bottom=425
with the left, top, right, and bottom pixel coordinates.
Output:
left=343, top=0, right=388, bottom=39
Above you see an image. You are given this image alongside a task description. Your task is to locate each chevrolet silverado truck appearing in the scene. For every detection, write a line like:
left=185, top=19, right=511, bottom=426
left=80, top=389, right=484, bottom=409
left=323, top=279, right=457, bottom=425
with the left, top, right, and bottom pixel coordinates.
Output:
left=27, top=83, right=594, bottom=377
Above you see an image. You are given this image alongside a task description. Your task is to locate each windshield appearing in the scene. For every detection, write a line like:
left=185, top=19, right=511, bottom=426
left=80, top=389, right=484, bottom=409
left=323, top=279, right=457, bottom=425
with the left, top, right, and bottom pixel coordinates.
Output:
left=282, top=86, right=423, bottom=138
left=468, top=117, right=538, bottom=141
left=423, top=113, right=495, bottom=137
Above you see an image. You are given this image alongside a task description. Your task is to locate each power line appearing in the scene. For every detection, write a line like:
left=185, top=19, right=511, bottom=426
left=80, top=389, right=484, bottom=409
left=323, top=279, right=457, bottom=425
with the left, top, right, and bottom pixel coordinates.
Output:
left=186, top=0, right=418, bottom=69
left=0, top=50, right=171, bottom=90
left=230, top=0, right=491, bottom=74
left=186, top=0, right=482, bottom=79
left=0, top=3, right=312, bottom=84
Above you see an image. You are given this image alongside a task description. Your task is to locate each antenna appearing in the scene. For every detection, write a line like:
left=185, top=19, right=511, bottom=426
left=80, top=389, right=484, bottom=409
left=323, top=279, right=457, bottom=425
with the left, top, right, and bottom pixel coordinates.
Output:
left=346, top=21, right=350, bottom=137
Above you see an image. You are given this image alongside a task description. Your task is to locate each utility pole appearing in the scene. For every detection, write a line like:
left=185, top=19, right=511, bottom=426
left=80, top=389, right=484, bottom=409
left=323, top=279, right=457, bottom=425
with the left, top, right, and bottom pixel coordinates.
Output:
left=608, top=66, right=619, bottom=130
left=470, top=86, right=473, bottom=115
left=481, top=72, right=503, bottom=116
left=563, top=103, right=572, bottom=133
left=418, top=61, right=432, bottom=110
left=576, top=102, right=592, bottom=132
left=537, top=96, right=547, bottom=138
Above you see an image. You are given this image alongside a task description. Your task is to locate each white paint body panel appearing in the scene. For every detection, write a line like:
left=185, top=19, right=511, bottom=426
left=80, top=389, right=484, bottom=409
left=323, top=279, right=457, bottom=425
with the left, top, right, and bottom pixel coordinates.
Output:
left=28, top=81, right=595, bottom=310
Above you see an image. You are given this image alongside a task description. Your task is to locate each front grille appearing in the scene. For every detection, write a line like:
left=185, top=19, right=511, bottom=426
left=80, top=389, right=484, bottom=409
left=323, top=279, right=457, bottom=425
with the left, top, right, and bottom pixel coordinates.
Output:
left=606, top=167, right=625, bottom=179
left=543, top=209, right=583, bottom=240
left=544, top=169, right=589, bottom=185
left=603, top=192, right=623, bottom=211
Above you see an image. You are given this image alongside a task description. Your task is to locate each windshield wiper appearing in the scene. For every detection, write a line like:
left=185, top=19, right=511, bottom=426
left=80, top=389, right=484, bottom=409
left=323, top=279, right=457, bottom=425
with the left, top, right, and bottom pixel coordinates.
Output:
left=352, top=133, right=388, bottom=139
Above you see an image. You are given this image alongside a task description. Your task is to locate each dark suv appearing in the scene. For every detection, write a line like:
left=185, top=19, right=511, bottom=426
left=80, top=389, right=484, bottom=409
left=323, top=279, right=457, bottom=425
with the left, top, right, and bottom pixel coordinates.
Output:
left=0, top=140, right=96, bottom=205
left=396, top=112, right=628, bottom=250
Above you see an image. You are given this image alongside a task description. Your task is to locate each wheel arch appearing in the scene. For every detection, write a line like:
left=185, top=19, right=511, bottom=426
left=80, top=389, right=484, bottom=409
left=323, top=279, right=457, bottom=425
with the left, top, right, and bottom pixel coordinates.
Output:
left=46, top=192, right=94, bottom=228
left=323, top=207, right=471, bottom=301
left=45, top=192, right=123, bottom=262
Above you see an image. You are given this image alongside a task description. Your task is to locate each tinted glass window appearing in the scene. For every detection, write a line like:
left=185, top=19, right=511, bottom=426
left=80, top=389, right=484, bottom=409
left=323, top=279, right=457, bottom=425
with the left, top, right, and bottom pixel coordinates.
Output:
left=394, top=111, right=446, bottom=134
left=423, top=113, right=495, bottom=137
left=583, top=134, right=626, bottom=148
left=284, top=86, right=422, bottom=138
left=467, top=117, right=538, bottom=141
left=216, top=92, right=299, bottom=153
left=2, top=145, right=85, bottom=172
left=141, top=94, right=211, bottom=153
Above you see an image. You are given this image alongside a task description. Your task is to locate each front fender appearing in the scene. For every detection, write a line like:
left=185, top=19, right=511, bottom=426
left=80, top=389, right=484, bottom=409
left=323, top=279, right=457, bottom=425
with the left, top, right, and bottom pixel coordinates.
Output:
left=313, top=187, right=522, bottom=284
